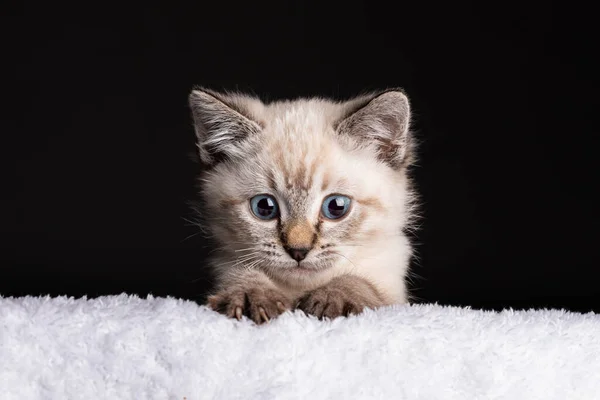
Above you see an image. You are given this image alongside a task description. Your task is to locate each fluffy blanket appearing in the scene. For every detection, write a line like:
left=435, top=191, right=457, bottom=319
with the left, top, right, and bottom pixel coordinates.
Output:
left=1, top=294, right=599, bottom=400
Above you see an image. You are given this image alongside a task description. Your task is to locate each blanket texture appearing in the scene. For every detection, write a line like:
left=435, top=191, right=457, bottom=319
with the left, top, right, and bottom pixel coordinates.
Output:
left=0, top=294, right=599, bottom=400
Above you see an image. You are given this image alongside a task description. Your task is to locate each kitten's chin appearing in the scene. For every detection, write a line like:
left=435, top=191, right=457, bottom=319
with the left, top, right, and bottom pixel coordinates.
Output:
left=287, top=260, right=330, bottom=275
left=264, top=260, right=334, bottom=284
left=267, top=260, right=337, bottom=289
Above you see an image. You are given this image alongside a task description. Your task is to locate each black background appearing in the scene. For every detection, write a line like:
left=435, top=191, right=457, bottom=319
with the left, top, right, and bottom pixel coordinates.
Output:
left=3, top=1, right=599, bottom=312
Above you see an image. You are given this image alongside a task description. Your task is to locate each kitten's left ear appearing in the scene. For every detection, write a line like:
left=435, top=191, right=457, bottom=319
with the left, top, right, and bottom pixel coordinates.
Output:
left=336, top=89, right=412, bottom=170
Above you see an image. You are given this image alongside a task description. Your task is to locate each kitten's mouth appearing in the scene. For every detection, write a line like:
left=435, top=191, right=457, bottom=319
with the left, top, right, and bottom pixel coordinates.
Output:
left=293, top=261, right=326, bottom=273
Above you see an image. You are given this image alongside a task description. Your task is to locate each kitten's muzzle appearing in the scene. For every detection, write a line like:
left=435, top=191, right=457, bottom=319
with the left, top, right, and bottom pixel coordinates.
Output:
left=285, top=247, right=310, bottom=262
left=280, top=219, right=316, bottom=262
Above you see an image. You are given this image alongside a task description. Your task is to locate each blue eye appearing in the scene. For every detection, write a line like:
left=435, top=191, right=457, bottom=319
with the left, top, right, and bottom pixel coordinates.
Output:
left=321, top=195, right=351, bottom=220
left=250, top=195, right=279, bottom=220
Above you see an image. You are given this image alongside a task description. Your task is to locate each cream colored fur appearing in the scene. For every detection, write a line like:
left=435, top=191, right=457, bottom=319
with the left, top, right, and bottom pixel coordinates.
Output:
left=190, top=88, right=417, bottom=310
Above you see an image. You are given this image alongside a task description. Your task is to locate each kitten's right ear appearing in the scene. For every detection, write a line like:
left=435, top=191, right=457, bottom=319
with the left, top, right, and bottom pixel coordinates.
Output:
left=335, top=89, right=413, bottom=170
left=189, top=88, right=264, bottom=166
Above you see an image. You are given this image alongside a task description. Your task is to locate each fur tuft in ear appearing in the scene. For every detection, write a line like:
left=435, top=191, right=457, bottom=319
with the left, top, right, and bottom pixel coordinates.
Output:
left=189, top=88, right=264, bottom=166
left=336, top=89, right=412, bottom=169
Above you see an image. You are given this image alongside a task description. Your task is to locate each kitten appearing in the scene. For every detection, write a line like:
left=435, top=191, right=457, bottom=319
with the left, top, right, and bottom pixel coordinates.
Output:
left=189, top=87, right=417, bottom=324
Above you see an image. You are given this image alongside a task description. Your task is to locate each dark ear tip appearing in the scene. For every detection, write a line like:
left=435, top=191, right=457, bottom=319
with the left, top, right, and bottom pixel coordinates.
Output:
left=190, top=85, right=211, bottom=93
left=189, top=87, right=223, bottom=103
left=381, top=86, right=408, bottom=95
left=377, top=88, right=410, bottom=104
left=189, top=88, right=211, bottom=100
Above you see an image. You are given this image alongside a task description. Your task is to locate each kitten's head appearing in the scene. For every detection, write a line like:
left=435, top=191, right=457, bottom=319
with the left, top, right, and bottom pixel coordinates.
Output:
left=189, top=88, right=416, bottom=286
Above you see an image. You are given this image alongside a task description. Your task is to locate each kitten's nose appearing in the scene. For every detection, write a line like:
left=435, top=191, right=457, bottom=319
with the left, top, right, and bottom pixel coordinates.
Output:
left=286, top=247, right=310, bottom=262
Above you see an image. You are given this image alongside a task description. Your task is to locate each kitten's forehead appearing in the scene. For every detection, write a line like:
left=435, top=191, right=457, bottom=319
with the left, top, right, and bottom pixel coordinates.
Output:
left=257, top=101, right=339, bottom=190
left=263, top=135, right=332, bottom=210
left=254, top=101, right=370, bottom=198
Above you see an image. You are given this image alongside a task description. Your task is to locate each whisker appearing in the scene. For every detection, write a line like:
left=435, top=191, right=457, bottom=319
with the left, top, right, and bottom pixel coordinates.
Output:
left=181, top=231, right=203, bottom=242
left=220, top=253, right=261, bottom=266
left=181, top=216, right=202, bottom=226
left=220, top=255, right=262, bottom=270
left=234, top=247, right=260, bottom=253
left=330, top=251, right=361, bottom=272
left=243, top=259, right=263, bottom=272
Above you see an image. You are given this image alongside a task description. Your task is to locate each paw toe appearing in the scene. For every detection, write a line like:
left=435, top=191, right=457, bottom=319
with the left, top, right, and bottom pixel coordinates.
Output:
left=343, top=302, right=364, bottom=316
left=234, top=306, right=243, bottom=320
left=322, top=302, right=343, bottom=320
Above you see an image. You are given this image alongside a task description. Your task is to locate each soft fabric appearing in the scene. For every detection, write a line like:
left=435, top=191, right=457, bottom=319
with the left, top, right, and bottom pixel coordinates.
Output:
left=1, top=294, right=599, bottom=400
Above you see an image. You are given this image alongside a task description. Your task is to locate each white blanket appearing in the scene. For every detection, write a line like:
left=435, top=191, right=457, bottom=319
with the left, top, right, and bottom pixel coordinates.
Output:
left=1, top=294, right=599, bottom=400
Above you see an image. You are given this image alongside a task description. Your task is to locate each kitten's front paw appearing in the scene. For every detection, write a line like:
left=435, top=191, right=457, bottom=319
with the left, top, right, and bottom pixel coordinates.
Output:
left=207, top=285, right=292, bottom=324
left=297, top=275, right=385, bottom=320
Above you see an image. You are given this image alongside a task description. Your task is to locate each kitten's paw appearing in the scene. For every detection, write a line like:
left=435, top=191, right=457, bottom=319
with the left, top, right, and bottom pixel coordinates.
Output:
left=297, top=288, right=362, bottom=319
left=207, top=285, right=292, bottom=325
left=297, top=275, right=385, bottom=320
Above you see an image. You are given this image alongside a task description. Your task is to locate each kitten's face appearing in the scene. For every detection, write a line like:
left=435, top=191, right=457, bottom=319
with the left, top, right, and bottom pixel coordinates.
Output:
left=191, top=89, right=414, bottom=286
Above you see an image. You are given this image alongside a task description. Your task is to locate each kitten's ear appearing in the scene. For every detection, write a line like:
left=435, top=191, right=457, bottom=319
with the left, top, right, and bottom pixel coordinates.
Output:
left=336, top=89, right=412, bottom=169
left=189, top=88, right=264, bottom=166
